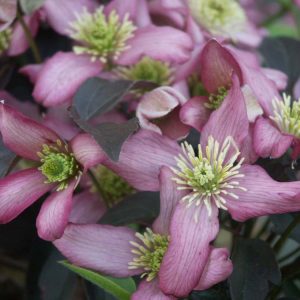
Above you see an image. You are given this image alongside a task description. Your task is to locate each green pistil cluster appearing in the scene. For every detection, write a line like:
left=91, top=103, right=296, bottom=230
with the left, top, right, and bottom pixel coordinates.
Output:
left=188, top=74, right=208, bottom=97
left=271, top=94, right=300, bottom=138
left=93, top=166, right=134, bottom=206
left=188, top=0, right=246, bottom=37
left=117, top=57, right=172, bottom=91
left=205, top=86, right=228, bottom=110
left=38, top=140, right=79, bottom=191
left=129, top=228, right=169, bottom=281
left=70, top=7, right=136, bottom=63
left=0, top=28, right=12, bottom=55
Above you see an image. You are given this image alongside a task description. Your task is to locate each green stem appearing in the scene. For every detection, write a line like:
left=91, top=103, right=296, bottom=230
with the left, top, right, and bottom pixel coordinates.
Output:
left=273, top=214, right=300, bottom=254
left=16, top=8, right=42, bottom=64
left=256, top=218, right=271, bottom=239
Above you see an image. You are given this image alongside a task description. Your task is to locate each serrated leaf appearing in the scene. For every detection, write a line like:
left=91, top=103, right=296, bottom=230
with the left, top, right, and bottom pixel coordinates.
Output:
left=100, top=192, right=160, bottom=225
left=229, top=238, right=281, bottom=300
left=259, top=37, right=300, bottom=93
left=70, top=107, right=139, bottom=161
left=73, top=77, right=156, bottom=120
left=60, top=261, right=135, bottom=300
left=0, top=138, right=16, bottom=178
left=19, top=0, right=45, bottom=14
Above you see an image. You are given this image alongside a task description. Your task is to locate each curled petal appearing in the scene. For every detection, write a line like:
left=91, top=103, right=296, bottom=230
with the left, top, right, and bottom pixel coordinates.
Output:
left=19, top=63, right=43, bottom=84
left=54, top=224, right=142, bottom=277
left=262, top=68, right=288, bottom=91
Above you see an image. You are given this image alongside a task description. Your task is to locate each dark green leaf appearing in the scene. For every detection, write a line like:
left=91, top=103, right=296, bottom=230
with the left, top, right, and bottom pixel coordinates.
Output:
left=259, top=37, right=300, bottom=93
left=100, top=192, right=160, bottom=226
left=229, top=238, right=281, bottom=300
left=20, top=0, right=45, bottom=14
left=60, top=261, right=135, bottom=300
left=73, top=77, right=156, bottom=120
left=0, top=138, right=16, bottom=178
left=70, top=107, right=139, bottom=161
left=189, top=283, right=230, bottom=300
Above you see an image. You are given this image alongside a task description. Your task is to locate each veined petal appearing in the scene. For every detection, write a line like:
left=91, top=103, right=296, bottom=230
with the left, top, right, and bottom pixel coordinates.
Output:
left=54, top=224, right=142, bottom=277
left=262, top=68, right=288, bottom=91
left=117, top=25, right=193, bottom=65
left=33, top=52, right=102, bottom=107
left=227, top=164, right=300, bottom=222
left=159, top=202, right=219, bottom=297
left=103, top=129, right=180, bottom=191
left=0, top=103, right=60, bottom=161
left=0, top=168, right=53, bottom=223
left=37, top=181, right=76, bottom=241
left=195, top=248, right=233, bottom=290
left=70, top=133, right=106, bottom=171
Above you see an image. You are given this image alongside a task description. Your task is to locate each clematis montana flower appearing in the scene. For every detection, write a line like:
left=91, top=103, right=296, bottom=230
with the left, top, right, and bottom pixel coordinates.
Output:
left=30, top=0, right=193, bottom=107
left=102, top=75, right=300, bottom=297
left=0, top=103, right=104, bottom=241
left=54, top=166, right=232, bottom=299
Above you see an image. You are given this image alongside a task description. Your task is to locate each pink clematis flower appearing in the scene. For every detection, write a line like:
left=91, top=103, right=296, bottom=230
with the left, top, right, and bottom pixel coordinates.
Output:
left=54, top=166, right=232, bottom=299
left=101, top=75, right=300, bottom=297
left=0, top=103, right=104, bottom=241
left=29, top=0, right=193, bottom=107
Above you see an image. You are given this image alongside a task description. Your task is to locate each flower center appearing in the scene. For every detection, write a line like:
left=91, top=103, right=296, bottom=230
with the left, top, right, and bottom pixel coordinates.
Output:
left=91, top=166, right=135, bottom=207
left=129, top=228, right=169, bottom=281
left=205, top=86, right=228, bottom=110
left=69, top=7, right=136, bottom=64
left=171, top=136, right=246, bottom=217
left=188, top=0, right=246, bottom=37
left=116, top=57, right=172, bottom=91
left=271, top=93, right=300, bottom=138
left=0, top=28, right=12, bottom=55
left=38, top=140, right=80, bottom=191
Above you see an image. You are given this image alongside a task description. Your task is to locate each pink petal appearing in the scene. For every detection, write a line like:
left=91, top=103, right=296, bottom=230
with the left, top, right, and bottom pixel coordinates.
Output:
left=227, top=164, right=300, bottom=222
left=69, top=190, right=106, bottom=224
left=200, top=40, right=243, bottom=93
left=0, top=103, right=60, bottom=161
left=233, top=22, right=263, bottom=48
left=262, top=68, right=288, bottom=91
left=37, top=181, right=76, bottom=241
left=195, top=248, right=233, bottom=290
left=180, top=96, right=210, bottom=132
left=0, top=0, right=16, bottom=31
left=239, top=125, right=258, bottom=164
left=7, top=13, right=39, bottom=56
left=201, top=75, right=249, bottom=149
left=54, top=224, right=142, bottom=277
left=253, top=117, right=293, bottom=158
left=19, top=63, right=43, bottom=84
left=33, top=52, right=102, bottom=107
left=42, top=0, right=96, bottom=35
left=0, top=168, right=53, bottom=223
left=159, top=202, right=219, bottom=297
left=70, top=133, right=106, bottom=171
left=152, top=166, right=187, bottom=235
left=103, top=129, right=180, bottom=191
left=117, top=25, right=193, bottom=65
left=132, top=279, right=176, bottom=300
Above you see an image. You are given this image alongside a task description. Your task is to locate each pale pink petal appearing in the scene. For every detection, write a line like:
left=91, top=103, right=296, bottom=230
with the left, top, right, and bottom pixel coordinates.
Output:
left=201, top=75, right=249, bottom=149
left=132, top=279, right=176, bottom=300
left=0, top=168, right=53, bottom=223
left=152, top=166, right=187, bottom=235
left=19, top=63, right=43, bottom=84
left=42, top=0, right=96, bottom=35
left=239, top=125, right=258, bottom=164
left=103, top=129, right=180, bottom=191
left=70, top=133, right=106, bottom=171
left=37, top=181, right=76, bottom=241
left=69, top=190, right=106, bottom=224
left=0, top=0, right=16, bottom=31
left=180, top=96, right=210, bottom=132
left=227, top=45, right=259, bottom=69
left=200, top=40, right=243, bottom=93
left=253, top=117, right=293, bottom=158
left=233, top=22, right=263, bottom=47
left=262, top=68, right=288, bottom=91
left=159, top=202, right=219, bottom=297
left=117, top=25, right=193, bottom=65
left=7, top=13, right=39, bottom=56
left=54, top=224, right=142, bottom=277
left=195, top=248, right=233, bottom=290
left=33, top=52, right=102, bottom=107
left=227, top=164, right=300, bottom=221
left=186, top=15, right=204, bottom=44
left=0, top=103, right=60, bottom=161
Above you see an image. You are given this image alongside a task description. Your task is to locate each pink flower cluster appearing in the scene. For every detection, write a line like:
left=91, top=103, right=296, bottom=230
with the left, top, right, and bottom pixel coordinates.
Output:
left=1, top=0, right=300, bottom=299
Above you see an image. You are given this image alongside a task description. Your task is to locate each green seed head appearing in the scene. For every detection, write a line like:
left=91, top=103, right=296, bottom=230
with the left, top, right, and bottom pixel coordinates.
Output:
left=205, top=86, right=228, bottom=110
left=70, top=7, right=136, bottom=64
left=129, top=228, right=169, bottom=281
left=0, top=28, right=12, bottom=55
